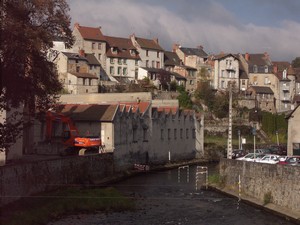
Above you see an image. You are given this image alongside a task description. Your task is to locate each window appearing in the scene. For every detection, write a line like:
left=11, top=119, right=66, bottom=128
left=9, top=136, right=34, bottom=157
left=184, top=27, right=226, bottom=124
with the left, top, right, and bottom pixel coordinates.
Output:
left=174, top=129, right=177, bottom=139
left=264, top=77, right=269, bottom=85
left=118, top=58, right=122, bottom=64
left=146, top=50, right=149, bottom=57
left=76, top=66, right=80, bottom=72
left=92, top=42, right=95, bottom=49
left=189, top=80, right=194, bottom=85
left=118, top=67, right=121, bottom=75
left=180, top=129, right=183, bottom=139
left=157, top=51, right=159, bottom=58
left=168, top=129, right=171, bottom=140
left=143, top=128, right=148, bottom=142
left=192, top=129, right=196, bottom=139
left=110, top=58, right=114, bottom=64
left=161, top=129, right=164, bottom=140
left=253, top=65, right=258, bottom=73
left=156, top=61, right=160, bottom=68
left=135, top=69, right=138, bottom=79
left=242, top=80, right=245, bottom=85
left=84, top=78, right=89, bottom=86
left=135, top=60, right=139, bottom=66
left=221, top=70, right=225, bottom=77
left=90, top=65, right=93, bottom=70
left=186, top=129, right=189, bottom=139
left=123, top=67, right=127, bottom=75
left=69, top=80, right=71, bottom=85
left=98, top=43, right=101, bottom=50
left=110, top=66, right=114, bottom=75
left=123, top=59, right=127, bottom=64
left=152, top=60, right=155, bottom=68
left=146, top=60, right=149, bottom=67
left=264, top=66, right=268, bottom=73
left=98, top=54, right=101, bottom=60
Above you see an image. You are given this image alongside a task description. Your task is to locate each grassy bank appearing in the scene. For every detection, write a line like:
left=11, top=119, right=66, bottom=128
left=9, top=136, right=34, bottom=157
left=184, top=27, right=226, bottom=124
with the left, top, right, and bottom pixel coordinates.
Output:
left=1, top=187, right=135, bottom=225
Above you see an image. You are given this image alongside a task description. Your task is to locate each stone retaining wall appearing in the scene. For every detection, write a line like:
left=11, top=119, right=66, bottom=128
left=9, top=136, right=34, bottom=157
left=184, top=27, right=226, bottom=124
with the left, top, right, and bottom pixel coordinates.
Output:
left=0, top=154, right=114, bottom=207
left=219, top=158, right=300, bottom=214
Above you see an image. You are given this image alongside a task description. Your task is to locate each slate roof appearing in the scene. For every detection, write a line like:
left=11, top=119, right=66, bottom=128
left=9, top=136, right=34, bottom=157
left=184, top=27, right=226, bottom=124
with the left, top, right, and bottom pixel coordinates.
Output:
left=85, top=53, right=100, bottom=65
left=134, top=37, right=164, bottom=51
left=213, top=53, right=239, bottom=61
left=56, top=104, right=118, bottom=122
left=105, top=35, right=140, bottom=60
left=164, top=51, right=182, bottom=66
left=171, top=72, right=186, bottom=80
left=248, top=86, right=274, bottom=94
left=272, top=61, right=292, bottom=80
left=62, top=52, right=87, bottom=61
left=239, top=70, right=248, bottom=79
left=69, top=72, right=98, bottom=79
left=76, top=25, right=105, bottom=41
left=179, top=47, right=208, bottom=58
left=244, top=53, right=272, bottom=66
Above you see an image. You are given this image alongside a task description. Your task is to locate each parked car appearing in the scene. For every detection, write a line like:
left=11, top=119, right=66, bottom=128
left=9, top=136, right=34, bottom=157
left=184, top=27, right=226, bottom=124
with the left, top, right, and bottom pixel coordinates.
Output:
left=278, top=156, right=300, bottom=166
left=236, top=153, right=255, bottom=161
left=247, top=154, right=266, bottom=162
left=258, top=154, right=280, bottom=164
left=232, top=149, right=247, bottom=159
left=255, top=148, right=271, bottom=154
left=268, top=145, right=287, bottom=156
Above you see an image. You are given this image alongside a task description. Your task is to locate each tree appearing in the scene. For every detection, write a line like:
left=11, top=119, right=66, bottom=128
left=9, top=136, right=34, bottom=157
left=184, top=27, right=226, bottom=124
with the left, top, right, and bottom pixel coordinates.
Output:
left=292, top=57, right=300, bottom=68
left=0, top=0, right=73, bottom=150
left=176, top=85, right=192, bottom=109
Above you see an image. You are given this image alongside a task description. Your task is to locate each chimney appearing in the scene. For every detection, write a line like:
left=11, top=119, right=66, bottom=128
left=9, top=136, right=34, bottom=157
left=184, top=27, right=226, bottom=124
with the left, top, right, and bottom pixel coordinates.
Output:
left=245, top=52, right=250, bottom=61
left=79, top=49, right=85, bottom=57
left=172, top=43, right=180, bottom=52
left=74, top=22, right=80, bottom=29
left=197, top=45, right=203, bottom=50
left=153, top=38, right=159, bottom=44
left=273, top=64, right=278, bottom=73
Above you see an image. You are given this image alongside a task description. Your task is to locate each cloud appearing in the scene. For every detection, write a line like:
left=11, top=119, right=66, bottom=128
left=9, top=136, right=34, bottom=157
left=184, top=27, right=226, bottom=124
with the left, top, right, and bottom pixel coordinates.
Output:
left=67, top=0, right=300, bottom=61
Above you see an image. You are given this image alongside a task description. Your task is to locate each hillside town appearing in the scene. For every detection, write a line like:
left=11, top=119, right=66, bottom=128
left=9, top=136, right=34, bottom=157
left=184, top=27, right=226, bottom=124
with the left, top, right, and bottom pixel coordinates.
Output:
left=1, top=1, right=300, bottom=223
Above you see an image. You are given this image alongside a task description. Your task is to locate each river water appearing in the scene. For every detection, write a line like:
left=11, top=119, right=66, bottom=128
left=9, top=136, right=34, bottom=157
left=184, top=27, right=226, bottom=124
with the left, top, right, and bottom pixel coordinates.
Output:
left=49, top=164, right=296, bottom=225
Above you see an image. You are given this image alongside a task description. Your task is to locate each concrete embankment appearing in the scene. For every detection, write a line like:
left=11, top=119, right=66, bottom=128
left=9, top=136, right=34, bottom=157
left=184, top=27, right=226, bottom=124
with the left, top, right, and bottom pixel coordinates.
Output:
left=218, top=158, right=300, bottom=224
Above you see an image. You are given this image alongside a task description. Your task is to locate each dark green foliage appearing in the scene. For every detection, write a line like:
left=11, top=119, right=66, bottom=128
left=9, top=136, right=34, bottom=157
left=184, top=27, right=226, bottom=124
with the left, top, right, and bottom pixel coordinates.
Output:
left=292, top=57, right=300, bottom=68
left=177, top=85, right=193, bottom=109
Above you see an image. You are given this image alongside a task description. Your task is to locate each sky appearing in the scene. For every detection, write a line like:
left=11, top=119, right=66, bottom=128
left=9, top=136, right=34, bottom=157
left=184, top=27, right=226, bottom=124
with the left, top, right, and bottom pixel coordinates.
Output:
left=67, top=0, right=300, bottom=62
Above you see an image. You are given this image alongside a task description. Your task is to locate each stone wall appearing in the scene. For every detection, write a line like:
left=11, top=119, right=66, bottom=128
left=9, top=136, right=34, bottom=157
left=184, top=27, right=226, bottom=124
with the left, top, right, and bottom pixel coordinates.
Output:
left=219, top=159, right=300, bottom=213
left=0, top=154, right=113, bottom=207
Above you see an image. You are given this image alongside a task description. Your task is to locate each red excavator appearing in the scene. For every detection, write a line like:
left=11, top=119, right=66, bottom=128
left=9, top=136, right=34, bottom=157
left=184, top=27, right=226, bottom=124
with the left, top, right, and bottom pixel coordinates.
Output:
left=45, top=111, right=102, bottom=155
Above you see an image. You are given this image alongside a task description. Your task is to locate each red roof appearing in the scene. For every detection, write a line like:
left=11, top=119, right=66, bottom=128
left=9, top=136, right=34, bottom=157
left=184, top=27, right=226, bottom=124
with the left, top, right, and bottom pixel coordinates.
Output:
left=120, top=101, right=150, bottom=114
left=155, top=106, right=178, bottom=114
left=75, top=24, right=105, bottom=41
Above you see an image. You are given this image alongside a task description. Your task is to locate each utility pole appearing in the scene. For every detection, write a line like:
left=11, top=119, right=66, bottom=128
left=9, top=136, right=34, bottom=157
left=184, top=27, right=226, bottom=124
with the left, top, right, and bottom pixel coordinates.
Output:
left=227, top=83, right=233, bottom=159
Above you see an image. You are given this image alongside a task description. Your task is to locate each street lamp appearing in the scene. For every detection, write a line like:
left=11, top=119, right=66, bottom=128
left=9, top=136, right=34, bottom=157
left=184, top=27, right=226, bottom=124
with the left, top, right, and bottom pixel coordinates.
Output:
left=252, top=126, right=256, bottom=160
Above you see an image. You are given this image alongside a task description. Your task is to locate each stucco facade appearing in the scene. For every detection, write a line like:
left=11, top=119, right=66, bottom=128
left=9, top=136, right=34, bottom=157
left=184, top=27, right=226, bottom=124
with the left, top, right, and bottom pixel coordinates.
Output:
left=287, top=105, right=300, bottom=156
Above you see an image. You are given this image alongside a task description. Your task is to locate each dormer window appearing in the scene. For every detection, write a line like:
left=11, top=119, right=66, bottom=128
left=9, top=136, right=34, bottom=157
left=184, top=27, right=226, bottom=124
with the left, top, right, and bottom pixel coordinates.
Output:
left=146, top=50, right=149, bottom=57
left=130, top=49, right=136, bottom=56
left=253, top=65, right=258, bottom=73
left=264, top=65, right=268, bottom=73
left=283, top=69, right=287, bottom=79
left=111, top=47, right=118, bottom=54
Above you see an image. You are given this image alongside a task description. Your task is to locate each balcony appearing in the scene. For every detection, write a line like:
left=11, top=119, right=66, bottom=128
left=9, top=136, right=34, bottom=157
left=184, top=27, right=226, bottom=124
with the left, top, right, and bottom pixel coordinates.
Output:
left=226, top=65, right=236, bottom=71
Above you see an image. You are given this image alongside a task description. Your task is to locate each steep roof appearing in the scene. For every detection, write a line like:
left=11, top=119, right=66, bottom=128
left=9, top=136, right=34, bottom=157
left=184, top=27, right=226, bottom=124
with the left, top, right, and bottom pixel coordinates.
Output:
left=75, top=24, right=105, bottom=42
left=273, top=61, right=292, bottom=80
left=213, top=53, right=239, bottom=61
left=62, top=52, right=87, bottom=61
left=104, top=35, right=140, bottom=60
left=134, top=36, right=164, bottom=51
left=120, top=101, right=151, bottom=114
left=179, top=47, right=208, bottom=58
left=56, top=104, right=118, bottom=122
left=85, top=53, right=101, bottom=65
left=69, top=72, right=98, bottom=79
left=244, top=53, right=272, bottom=66
left=239, top=70, right=248, bottom=79
left=164, top=51, right=181, bottom=66
left=249, top=86, right=274, bottom=94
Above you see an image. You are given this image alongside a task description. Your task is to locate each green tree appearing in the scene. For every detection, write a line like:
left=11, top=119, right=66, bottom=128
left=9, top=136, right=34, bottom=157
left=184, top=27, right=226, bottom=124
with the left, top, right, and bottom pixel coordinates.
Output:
left=177, top=85, right=192, bottom=109
left=0, top=0, right=73, bottom=149
left=194, top=81, right=215, bottom=111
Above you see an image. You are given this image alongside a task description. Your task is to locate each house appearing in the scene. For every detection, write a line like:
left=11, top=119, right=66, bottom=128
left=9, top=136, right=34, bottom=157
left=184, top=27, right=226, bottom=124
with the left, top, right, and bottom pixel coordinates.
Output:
left=33, top=99, right=204, bottom=171
left=245, top=86, right=275, bottom=112
left=71, top=23, right=109, bottom=81
left=164, top=51, right=186, bottom=87
left=273, top=62, right=296, bottom=112
left=173, top=44, right=209, bottom=90
left=55, top=50, right=99, bottom=94
left=138, top=67, right=172, bottom=90
left=130, top=34, right=164, bottom=69
left=286, top=105, right=300, bottom=156
left=293, top=67, right=300, bottom=107
left=212, top=53, right=240, bottom=91
left=104, top=35, right=141, bottom=83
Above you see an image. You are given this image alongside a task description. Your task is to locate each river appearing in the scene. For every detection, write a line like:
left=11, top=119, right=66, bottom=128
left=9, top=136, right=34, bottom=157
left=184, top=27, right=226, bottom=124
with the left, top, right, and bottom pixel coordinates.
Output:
left=48, top=163, right=296, bottom=225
